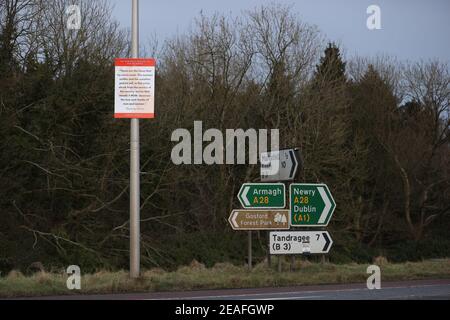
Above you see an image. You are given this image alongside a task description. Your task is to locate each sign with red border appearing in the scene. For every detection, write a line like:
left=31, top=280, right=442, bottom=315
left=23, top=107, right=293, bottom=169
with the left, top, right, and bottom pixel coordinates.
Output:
left=114, top=58, right=155, bottom=119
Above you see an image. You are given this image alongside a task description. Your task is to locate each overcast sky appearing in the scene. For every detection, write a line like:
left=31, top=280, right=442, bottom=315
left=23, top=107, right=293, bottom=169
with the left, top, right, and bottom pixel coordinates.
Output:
left=110, top=0, right=450, bottom=62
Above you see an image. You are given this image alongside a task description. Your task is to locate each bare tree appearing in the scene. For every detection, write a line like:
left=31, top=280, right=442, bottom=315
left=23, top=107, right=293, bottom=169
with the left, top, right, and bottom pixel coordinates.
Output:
left=0, top=0, right=44, bottom=71
left=247, top=4, right=323, bottom=92
left=35, top=0, right=127, bottom=76
left=385, top=60, right=450, bottom=240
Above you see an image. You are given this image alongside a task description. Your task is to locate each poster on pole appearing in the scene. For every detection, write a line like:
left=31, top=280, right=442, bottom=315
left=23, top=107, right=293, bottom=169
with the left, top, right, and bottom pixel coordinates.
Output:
left=114, top=58, right=155, bottom=118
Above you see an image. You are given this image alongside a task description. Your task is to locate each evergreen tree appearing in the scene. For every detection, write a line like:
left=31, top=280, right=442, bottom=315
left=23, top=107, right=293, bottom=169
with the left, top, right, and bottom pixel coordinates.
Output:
left=348, top=64, right=399, bottom=245
left=314, top=42, right=347, bottom=84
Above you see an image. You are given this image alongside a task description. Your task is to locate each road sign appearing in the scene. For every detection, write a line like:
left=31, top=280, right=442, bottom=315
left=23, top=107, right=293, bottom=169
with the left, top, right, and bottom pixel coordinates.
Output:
left=269, top=231, right=333, bottom=254
left=238, top=183, right=285, bottom=209
left=114, top=57, right=155, bottom=119
left=260, top=149, right=299, bottom=182
left=228, top=210, right=290, bottom=230
left=290, top=183, right=336, bottom=227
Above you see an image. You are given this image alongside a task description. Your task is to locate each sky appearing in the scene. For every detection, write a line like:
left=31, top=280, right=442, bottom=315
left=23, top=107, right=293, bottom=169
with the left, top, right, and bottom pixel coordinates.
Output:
left=111, top=0, right=450, bottom=62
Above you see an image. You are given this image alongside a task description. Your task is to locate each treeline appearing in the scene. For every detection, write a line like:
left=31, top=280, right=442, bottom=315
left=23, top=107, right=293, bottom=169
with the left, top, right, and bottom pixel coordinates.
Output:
left=0, top=0, right=449, bottom=273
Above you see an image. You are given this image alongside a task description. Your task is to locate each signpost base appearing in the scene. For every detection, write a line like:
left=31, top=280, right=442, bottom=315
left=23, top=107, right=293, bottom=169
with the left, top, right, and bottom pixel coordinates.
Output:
left=267, top=232, right=271, bottom=268
left=248, top=231, right=252, bottom=271
left=291, top=256, right=296, bottom=272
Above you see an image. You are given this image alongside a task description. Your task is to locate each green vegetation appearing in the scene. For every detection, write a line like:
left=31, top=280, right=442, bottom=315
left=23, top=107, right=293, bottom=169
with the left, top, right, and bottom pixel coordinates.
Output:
left=0, top=1, right=449, bottom=275
left=1, top=259, right=449, bottom=298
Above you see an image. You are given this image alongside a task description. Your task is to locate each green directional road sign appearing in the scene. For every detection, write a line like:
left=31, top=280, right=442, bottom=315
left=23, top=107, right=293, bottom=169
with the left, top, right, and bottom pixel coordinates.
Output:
left=290, top=183, right=336, bottom=227
left=238, top=183, right=285, bottom=209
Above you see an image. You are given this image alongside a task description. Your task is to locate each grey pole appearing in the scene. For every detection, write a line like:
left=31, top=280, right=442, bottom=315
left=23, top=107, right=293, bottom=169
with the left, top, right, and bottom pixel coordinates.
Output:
left=248, top=231, right=252, bottom=271
left=267, top=231, right=271, bottom=268
left=130, top=0, right=140, bottom=278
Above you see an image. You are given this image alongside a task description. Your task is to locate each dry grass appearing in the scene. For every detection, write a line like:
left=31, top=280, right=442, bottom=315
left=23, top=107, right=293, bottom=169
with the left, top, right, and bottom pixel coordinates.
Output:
left=0, top=258, right=449, bottom=298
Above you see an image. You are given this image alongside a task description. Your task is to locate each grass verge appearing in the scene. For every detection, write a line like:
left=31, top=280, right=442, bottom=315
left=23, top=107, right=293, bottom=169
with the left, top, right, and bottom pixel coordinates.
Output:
left=0, top=258, right=449, bottom=298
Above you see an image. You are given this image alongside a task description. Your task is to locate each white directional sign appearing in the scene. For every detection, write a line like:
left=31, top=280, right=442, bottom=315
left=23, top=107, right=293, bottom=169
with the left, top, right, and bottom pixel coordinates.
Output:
left=260, top=149, right=299, bottom=182
left=269, top=231, right=333, bottom=254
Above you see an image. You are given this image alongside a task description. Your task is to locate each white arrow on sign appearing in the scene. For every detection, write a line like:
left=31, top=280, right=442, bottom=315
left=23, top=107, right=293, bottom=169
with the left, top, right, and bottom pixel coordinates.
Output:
left=260, top=149, right=299, bottom=182
left=228, top=209, right=290, bottom=230
left=269, top=231, right=333, bottom=254
left=318, top=186, right=332, bottom=224
left=241, top=186, right=251, bottom=206
left=230, top=211, right=239, bottom=229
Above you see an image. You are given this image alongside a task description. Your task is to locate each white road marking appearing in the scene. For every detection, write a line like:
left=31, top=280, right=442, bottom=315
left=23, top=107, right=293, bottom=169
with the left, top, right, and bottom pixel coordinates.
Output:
left=257, top=295, right=323, bottom=300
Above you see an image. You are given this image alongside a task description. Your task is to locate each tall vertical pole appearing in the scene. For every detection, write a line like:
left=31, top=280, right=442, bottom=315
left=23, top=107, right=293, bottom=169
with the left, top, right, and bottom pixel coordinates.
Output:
left=267, top=231, right=271, bottom=268
left=130, top=0, right=140, bottom=278
left=291, top=255, right=296, bottom=272
left=248, top=231, right=252, bottom=271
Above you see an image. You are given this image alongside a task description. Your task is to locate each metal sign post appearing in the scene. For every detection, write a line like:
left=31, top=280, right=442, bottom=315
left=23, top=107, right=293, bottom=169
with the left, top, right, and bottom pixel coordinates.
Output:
left=248, top=231, right=252, bottom=271
left=260, top=149, right=301, bottom=272
left=130, top=0, right=140, bottom=279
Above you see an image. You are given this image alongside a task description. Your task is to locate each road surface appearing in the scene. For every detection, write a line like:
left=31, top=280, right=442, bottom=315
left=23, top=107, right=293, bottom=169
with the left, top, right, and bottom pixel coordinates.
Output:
left=14, top=279, right=450, bottom=300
